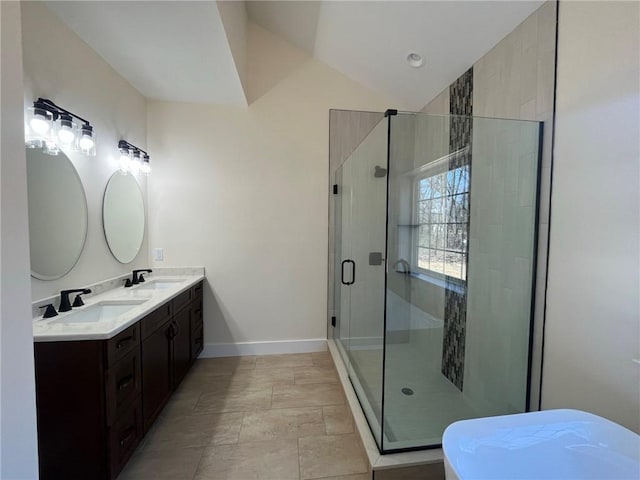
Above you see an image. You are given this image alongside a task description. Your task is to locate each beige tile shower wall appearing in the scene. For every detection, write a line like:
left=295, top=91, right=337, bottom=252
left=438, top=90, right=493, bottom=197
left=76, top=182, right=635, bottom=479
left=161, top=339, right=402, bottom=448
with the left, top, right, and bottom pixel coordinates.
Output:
left=470, top=0, right=556, bottom=409
left=418, top=1, right=556, bottom=407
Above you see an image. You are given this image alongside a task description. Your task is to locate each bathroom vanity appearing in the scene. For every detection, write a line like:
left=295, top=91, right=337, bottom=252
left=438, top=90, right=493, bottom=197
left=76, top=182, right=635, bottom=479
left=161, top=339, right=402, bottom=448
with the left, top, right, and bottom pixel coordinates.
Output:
left=32, top=274, right=204, bottom=480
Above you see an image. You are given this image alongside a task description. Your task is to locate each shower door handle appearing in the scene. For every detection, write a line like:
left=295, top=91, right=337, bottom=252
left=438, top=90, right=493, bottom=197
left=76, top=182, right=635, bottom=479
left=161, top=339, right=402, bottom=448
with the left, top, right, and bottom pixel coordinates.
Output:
left=341, top=259, right=355, bottom=285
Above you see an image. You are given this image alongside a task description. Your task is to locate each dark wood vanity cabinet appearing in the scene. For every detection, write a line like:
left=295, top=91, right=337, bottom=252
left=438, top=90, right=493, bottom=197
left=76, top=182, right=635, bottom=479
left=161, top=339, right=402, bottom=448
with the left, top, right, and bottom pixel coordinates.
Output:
left=34, top=281, right=204, bottom=480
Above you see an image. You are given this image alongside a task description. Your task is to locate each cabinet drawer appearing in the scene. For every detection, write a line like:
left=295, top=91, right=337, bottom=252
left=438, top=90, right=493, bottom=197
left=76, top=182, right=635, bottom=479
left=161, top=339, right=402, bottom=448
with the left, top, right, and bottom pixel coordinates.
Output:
left=191, top=281, right=203, bottom=298
left=191, top=325, right=204, bottom=361
left=107, top=323, right=140, bottom=366
left=141, top=302, right=173, bottom=339
left=108, top=397, right=142, bottom=479
left=106, top=348, right=141, bottom=426
left=191, top=301, right=203, bottom=332
left=173, top=289, right=191, bottom=315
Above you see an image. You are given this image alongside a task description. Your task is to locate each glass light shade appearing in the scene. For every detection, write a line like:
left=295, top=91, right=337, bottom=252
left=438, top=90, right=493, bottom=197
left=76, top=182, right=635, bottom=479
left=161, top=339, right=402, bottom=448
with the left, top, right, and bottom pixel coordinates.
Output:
left=119, top=149, right=132, bottom=172
left=26, top=105, right=54, bottom=148
left=141, top=156, right=151, bottom=176
left=78, top=125, right=96, bottom=156
left=130, top=152, right=142, bottom=175
left=55, top=115, right=76, bottom=147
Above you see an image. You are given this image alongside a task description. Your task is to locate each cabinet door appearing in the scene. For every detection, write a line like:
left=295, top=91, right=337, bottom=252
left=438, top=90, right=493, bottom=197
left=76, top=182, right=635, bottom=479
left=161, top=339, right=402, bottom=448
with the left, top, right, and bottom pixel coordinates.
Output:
left=172, top=306, right=191, bottom=388
left=141, top=320, right=172, bottom=432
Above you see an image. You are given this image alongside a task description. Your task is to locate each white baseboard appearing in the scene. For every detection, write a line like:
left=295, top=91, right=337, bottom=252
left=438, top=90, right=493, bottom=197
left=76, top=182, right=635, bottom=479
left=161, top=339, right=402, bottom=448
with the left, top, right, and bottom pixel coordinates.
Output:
left=200, top=338, right=327, bottom=358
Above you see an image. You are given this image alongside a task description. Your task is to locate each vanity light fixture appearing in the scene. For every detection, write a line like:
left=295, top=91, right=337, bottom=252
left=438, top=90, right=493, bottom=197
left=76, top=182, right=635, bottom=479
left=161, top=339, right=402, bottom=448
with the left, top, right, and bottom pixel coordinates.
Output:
left=25, top=98, right=96, bottom=156
left=118, top=140, right=151, bottom=176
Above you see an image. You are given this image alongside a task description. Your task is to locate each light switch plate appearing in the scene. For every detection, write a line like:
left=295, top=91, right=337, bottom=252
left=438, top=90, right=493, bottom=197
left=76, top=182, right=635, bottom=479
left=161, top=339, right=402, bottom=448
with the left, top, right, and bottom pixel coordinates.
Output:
left=153, top=248, right=164, bottom=261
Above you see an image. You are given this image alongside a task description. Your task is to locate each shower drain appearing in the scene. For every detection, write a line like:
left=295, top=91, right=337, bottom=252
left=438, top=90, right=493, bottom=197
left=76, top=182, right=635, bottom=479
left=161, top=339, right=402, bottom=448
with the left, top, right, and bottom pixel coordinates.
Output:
left=401, top=387, right=414, bottom=396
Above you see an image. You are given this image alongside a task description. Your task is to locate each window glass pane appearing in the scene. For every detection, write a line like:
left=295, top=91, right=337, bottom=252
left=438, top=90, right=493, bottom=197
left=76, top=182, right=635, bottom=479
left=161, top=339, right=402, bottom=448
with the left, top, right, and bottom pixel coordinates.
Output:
left=444, top=252, right=465, bottom=279
left=430, top=224, right=445, bottom=249
left=447, top=166, right=469, bottom=195
left=446, top=193, right=468, bottom=223
left=417, top=247, right=430, bottom=270
left=419, top=178, right=432, bottom=200
left=418, top=225, right=430, bottom=248
left=429, top=197, right=444, bottom=223
left=446, top=224, right=467, bottom=252
left=418, top=200, right=430, bottom=223
left=429, top=249, right=445, bottom=274
left=432, top=172, right=446, bottom=198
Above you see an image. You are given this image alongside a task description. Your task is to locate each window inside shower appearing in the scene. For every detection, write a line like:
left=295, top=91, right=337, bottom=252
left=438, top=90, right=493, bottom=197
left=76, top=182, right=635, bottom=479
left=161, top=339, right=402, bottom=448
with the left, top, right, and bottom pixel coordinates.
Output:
left=412, top=165, right=469, bottom=282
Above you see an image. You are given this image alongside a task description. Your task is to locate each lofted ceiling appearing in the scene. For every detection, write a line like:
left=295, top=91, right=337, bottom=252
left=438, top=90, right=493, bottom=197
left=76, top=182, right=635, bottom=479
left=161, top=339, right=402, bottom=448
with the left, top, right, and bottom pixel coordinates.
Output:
left=45, top=0, right=543, bottom=110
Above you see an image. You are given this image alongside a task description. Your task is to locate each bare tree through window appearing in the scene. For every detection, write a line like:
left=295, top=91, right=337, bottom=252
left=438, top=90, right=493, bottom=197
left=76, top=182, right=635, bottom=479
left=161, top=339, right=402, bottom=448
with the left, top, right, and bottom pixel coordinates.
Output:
left=414, top=166, right=469, bottom=281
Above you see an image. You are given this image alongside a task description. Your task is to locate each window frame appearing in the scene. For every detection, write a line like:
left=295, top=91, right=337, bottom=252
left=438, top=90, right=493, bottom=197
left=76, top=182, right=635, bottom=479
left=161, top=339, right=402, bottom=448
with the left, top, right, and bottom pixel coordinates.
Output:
left=410, top=166, right=469, bottom=284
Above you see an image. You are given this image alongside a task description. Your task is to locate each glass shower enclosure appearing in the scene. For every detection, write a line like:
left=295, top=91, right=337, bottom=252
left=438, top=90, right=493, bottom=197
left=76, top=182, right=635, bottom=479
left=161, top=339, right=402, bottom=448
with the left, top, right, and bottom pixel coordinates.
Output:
left=331, top=111, right=542, bottom=452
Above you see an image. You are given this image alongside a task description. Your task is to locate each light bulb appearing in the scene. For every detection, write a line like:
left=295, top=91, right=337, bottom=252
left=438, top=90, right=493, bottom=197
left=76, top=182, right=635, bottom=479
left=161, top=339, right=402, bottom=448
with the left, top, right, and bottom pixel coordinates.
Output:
left=119, top=151, right=131, bottom=172
left=131, top=152, right=141, bottom=174
left=141, top=156, right=151, bottom=175
left=30, top=114, right=50, bottom=135
left=57, top=114, right=75, bottom=146
left=79, top=134, right=94, bottom=151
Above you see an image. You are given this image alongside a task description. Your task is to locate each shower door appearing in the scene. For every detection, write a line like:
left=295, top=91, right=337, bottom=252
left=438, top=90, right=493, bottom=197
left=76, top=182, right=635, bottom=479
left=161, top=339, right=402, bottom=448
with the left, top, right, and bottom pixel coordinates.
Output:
left=333, top=118, right=389, bottom=448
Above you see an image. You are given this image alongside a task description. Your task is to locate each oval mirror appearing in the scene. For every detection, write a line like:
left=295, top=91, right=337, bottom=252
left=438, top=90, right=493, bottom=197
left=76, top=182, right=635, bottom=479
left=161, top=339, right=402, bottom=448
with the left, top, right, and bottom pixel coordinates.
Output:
left=26, top=148, right=88, bottom=280
left=103, top=171, right=145, bottom=263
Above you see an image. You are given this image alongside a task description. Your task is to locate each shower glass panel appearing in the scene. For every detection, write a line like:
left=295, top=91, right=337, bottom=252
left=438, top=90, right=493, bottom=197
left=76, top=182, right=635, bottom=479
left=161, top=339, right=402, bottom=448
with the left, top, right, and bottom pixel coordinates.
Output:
left=334, top=118, right=388, bottom=447
left=331, top=110, right=541, bottom=453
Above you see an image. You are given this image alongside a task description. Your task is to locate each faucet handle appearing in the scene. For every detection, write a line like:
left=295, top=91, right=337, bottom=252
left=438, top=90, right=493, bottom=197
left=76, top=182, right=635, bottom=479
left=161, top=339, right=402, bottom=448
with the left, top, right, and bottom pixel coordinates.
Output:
left=39, top=304, right=58, bottom=319
left=72, top=294, right=86, bottom=307
left=124, top=278, right=132, bottom=288
left=138, top=274, right=146, bottom=283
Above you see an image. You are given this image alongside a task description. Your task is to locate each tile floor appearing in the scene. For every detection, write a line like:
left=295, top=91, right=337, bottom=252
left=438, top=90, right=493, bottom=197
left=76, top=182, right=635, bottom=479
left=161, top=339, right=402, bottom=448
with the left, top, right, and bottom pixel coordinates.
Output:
left=119, top=352, right=371, bottom=480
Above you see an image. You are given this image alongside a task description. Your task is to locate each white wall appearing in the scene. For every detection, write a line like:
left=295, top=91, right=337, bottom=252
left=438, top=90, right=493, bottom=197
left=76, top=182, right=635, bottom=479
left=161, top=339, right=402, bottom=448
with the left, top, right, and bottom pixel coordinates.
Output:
left=22, top=1, right=149, bottom=302
left=0, top=1, right=39, bottom=477
left=147, top=24, right=389, bottom=353
left=543, top=1, right=640, bottom=432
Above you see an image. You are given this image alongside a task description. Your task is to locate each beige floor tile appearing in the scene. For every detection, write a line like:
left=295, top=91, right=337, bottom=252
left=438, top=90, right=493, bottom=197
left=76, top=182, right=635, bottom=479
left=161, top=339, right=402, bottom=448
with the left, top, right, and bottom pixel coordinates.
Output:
left=118, top=446, right=204, bottom=479
left=256, top=353, right=314, bottom=369
left=239, top=407, right=325, bottom=442
left=177, top=372, right=232, bottom=395
left=298, top=434, right=368, bottom=480
left=158, top=390, right=202, bottom=418
left=311, top=351, right=334, bottom=367
left=143, top=412, right=244, bottom=451
left=228, top=367, right=294, bottom=388
left=194, top=386, right=272, bottom=414
left=294, top=366, right=338, bottom=385
left=322, top=405, right=354, bottom=435
left=272, top=383, right=344, bottom=409
left=191, top=356, right=257, bottom=375
left=195, top=439, right=299, bottom=480
left=314, top=475, right=371, bottom=480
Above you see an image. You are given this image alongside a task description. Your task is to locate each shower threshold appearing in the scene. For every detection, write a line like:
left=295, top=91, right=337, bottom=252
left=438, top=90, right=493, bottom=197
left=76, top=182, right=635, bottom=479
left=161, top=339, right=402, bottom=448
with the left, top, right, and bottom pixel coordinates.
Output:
left=328, top=339, right=445, bottom=473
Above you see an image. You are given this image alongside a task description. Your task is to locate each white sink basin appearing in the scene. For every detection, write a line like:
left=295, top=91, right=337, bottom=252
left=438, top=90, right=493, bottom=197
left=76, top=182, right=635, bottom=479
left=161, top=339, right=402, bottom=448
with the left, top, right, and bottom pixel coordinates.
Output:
left=134, top=279, right=184, bottom=291
left=50, top=300, right=147, bottom=324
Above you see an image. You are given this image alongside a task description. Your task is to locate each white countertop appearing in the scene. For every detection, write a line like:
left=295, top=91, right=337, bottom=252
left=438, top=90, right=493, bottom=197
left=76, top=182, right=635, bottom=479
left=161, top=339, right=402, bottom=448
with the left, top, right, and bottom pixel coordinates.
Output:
left=33, top=274, right=205, bottom=342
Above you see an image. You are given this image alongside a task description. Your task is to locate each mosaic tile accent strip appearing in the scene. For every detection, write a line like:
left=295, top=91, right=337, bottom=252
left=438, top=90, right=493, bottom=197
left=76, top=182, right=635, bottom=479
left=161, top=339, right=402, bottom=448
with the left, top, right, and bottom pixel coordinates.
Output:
left=442, top=67, right=473, bottom=391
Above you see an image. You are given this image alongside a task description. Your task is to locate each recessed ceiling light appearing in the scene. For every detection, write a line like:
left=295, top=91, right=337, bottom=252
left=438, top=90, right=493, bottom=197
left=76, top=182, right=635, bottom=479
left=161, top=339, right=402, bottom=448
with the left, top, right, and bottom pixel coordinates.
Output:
left=407, top=52, right=424, bottom=68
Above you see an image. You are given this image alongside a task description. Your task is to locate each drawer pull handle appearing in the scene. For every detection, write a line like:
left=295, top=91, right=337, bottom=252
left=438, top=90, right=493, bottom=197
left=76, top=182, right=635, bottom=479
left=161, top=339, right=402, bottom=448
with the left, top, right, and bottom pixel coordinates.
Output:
left=119, top=427, right=136, bottom=447
left=116, top=336, right=134, bottom=349
left=117, top=374, right=134, bottom=391
left=195, top=337, right=202, bottom=346
left=194, top=308, right=202, bottom=315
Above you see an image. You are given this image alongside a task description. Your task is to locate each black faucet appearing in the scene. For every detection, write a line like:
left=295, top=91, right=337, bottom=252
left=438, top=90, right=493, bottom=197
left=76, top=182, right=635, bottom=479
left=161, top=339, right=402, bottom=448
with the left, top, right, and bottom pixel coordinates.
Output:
left=131, top=269, right=152, bottom=285
left=59, top=288, right=92, bottom=312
